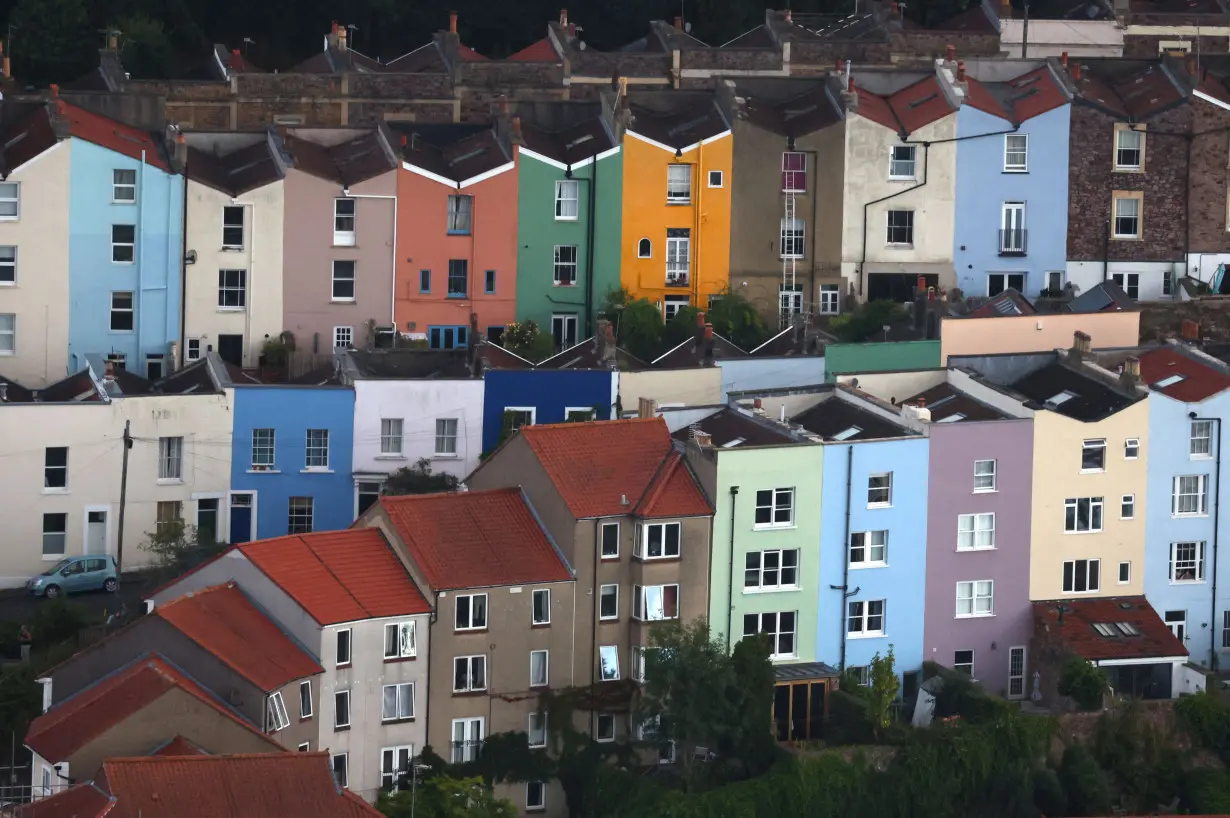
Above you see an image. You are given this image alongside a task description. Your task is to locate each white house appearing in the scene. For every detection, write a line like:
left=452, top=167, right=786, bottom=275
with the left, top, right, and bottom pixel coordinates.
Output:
left=182, top=131, right=286, bottom=368
left=0, top=106, right=71, bottom=388
left=0, top=355, right=235, bottom=586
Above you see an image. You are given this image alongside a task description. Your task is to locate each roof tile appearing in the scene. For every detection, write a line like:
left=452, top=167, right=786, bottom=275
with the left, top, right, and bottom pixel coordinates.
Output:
left=1033, top=596, right=1187, bottom=661
left=14, top=782, right=112, bottom=818
left=379, top=488, right=573, bottom=589
left=62, top=103, right=170, bottom=171
left=156, top=583, right=322, bottom=691
left=1139, top=346, right=1230, bottom=402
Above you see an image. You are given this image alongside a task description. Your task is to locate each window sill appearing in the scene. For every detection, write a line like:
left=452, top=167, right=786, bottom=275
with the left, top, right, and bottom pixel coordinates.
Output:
left=885, top=244, right=914, bottom=249
left=447, top=294, right=470, bottom=299
left=666, top=200, right=692, bottom=206
left=217, top=307, right=246, bottom=313
left=972, top=489, right=997, bottom=494
left=1061, top=590, right=1102, bottom=596
left=221, top=246, right=244, bottom=252
left=1064, top=530, right=1103, bottom=535
left=752, top=524, right=796, bottom=532
left=555, top=216, right=579, bottom=222
left=1172, top=514, right=1209, bottom=519
left=849, top=562, right=887, bottom=570
left=955, top=613, right=995, bottom=619
left=1079, top=469, right=1106, bottom=475
left=553, top=282, right=578, bottom=288
left=956, top=547, right=996, bottom=553
left=109, top=330, right=135, bottom=335
left=336, top=663, right=352, bottom=670
left=632, top=618, right=679, bottom=625
left=300, top=715, right=313, bottom=722
left=432, top=454, right=460, bottom=460
left=1111, top=236, right=1141, bottom=242
left=866, top=503, right=893, bottom=510
left=383, top=656, right=417, bottom=664
left=847, top=632, right=886, bottom=640
left=380, top=717, right=417, bottom=724
left=633, top=556, right=681, bottom=564
left=451, top=690, right=488, bottom=697
left=1191, top=454, right=1214, bottom=460
left=743, top=585, right=802, bottom=592
left=1170, top=579, right=1206, bottom=585
left=247, top=468, right=280, bottom=474
left=446, top=231, right=472, bottom=237
left=332, top=243, right=357, bottom=249
left=1002, top=169, right=1028, bottom=174
left=334, top=725, right=351, bottom=732
left=112, top=261, right=135, bottom=266
left=769, top=654, right=799, bottom=662
left=455, top=628, right=489, bottom=635
left=301, top=468, right=334, bottom=474
left=599, top=616, right=620, bottom=623
left=156, top=478, right=185, bottom=486
left=600, top=554, right=619, bottom=561
left=330, top=299, right=356, bottom=304
left=1113, top=167, right=1144, bottom=174
left=42, top=488, right=69, bottom=495
left=887, top=177, right=917, bottom=183
left=374, top=455, right=406, bottom=461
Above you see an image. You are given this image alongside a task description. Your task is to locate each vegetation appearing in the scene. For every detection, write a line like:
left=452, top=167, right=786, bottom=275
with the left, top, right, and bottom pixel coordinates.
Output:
left=706, top=289, right=771, bottom=351
left=141, top=519, right=225, bottom=578
left=376, top=773, right=517, bottom=818
left=600, top=288, right=664, bottom=364
left=827, top=300, right=909, bottom=343
left=502, top=320, right=557, bottom=363
left=1058, top=657, right=1109, bottom=711
left=383, top=458, right=461, bottom=495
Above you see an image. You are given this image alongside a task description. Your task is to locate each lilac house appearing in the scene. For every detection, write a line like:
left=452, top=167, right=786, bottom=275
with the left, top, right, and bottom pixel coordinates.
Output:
left=834, top=369, right=1034, bottom=697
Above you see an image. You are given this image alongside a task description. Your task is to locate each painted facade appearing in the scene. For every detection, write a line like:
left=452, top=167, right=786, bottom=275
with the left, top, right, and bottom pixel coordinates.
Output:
left=824, top=341, right=941, bottom=381
left=67, top=134, right=185, bottom=379
left=939, top=310, right=1141, bottom=364
left=953, top=65, right=1071, bottom=299
left=228, top=385, right=356, bottom=540
left=481, top=369, right=616, bottom=452
left=617, top=367, right=723, bottom=416
left=0, top=113, right=70, bottom=388
left=515, top=137, right=622, bottom=345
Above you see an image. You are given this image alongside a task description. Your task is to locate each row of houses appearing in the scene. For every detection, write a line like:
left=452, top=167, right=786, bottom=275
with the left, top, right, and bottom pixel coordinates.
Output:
left=23, top=324, right=1230, bottom=816
left=9, top=45, right=1230, bottom=389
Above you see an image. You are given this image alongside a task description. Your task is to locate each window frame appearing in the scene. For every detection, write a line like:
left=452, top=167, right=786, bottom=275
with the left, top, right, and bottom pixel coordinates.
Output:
left=888, top=144, right=917, bottom=180
left=954, top=650, right=975, bottom=677
left=1191, top=420, right=1214, bottom=458
left=158, top=436, right=184, bottom=481
left=42, top=512, right=67, bottom=557
left=780, top=218, right=805, bottom=259
left=753, top=487, right=795, bottom=528
left=331, top=260, right=356, bottom=302
left=1064, top=496, right=1104, bottom=533
left=973, top=459, right=996, bottom=492
left=1111, top=190, right=1143, bottom=239
left=600, top=521, right=619, bottom=559
left=1173, top=474, right=1210, bottom=517
left=1169, top=540, right=1206, bottom=583
left=453, top=654, right=488, bottom=692
left=636, top=521, right=681, bottom=560
left=745, top=548, right=801, bottom=588
left=1125, top=438, right=1140, bottom=459
left=553, top=244, right=578, bottom=286
left=867, top=473, right=893, bottom=507
left=528, top=712, right=548, bottom=748
left=554, top=179, right=579, bottom=220
left=637, top=238, right=652, bottom=258
left=1121, top=494, right=1135, bottom=520
left=222, top=206, right=245, bottom=249
left=331, top=753, right=348, bottom=788
left=217, top=268, right=247, bottom=310
left=455, top=593, right=489, bottom=631
left=848, top=531, right=887, bottom=567
left=334, top=689, right=351, bottom=729
left=111, top=224, right=135, bottom=264
left=0, top=247, right=14, bottom=286
left=333, top=326, right=353, bottom=350
left=299, top=680, right=313, bottom=719
left=333, top=198, right=356, bottom=246
left=1062, top=558, right=1101, bottom=594
left=446, top=194, right=473, bottom=235
left=1003, top=133, right=1028, bottom=172
left=708, top=169, right=723, bottom=188
left=267, top=691, right=291, bottom=732
left=251, top=428, right=275, bottom=469
left=381, top=682, right=415, bottom=722
left=886, top=210, right=915, bottom=246
left=666, top=163, right=692, bottom=203
left=955, top=580, right=994, bottom=618
left=532, top=589, right=551, bottom=626
left=419, top=268, right=431, bottom=293
left=1118, top=561, right=1131, bottom=584
left=596, top=713, right=616, bottom=742
left=781, top=151, right=807, bottom=192
left=632, top=583, right=680, bottom=621
left=112, top=168, right=137, bottom=202
left=1114, top=124, right=1145, bottom=172
left=380, top=418, right=404, bottom=456
left=527, top=780, right=546, bottom=811
left=383, top=621, right=416, bottom=660
left=484, top=269, right=496, bottom=295
left=599, top=584, right=619, bottom=620
left=956, top=512, right=995, bottom=551
left=847, top=599, right=886, bottom=638
left=335, top=628, right=352, bottom=666
left=1081, top=439, right=1107, bottom=472
left=0, top=181, right=19, bottom=220
left=742, top=610, right=798, bottom=659
left=110, top=291, right=134, bottom=332
left=530, top=649, right=549, bottom=688
left=599, top=645, right=620, bottom=680
left=287, top=497, right=314, bottom=534
left=305, top=429, right=330, bottom=470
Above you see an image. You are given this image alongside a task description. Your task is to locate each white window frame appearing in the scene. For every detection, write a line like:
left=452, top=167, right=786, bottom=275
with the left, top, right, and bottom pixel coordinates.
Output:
left=601, top=521, right=619, bottom=559
left=780, top=218, right=804, bottom=259
left=707, top=169, right=723, bottom=188
left=867, top=473, right=893, bottom=507
left=633, top=584, right=680, bottom=621
left=251, top=428, right=275, bottom=469
left=956, top=513, right=995, bottom=550
left=954, top=650, right=975, bottom=677
left=847, top=599, right=886, bottom=637
left=287, top=497, right=314, bottom=534
left=599, top=584, right=619, bottom=620
left=527, top=780, right=546, bottom=811
left=637, top=238, right=652, bottom=258
left=973, top=459, right=996, bottom=492
left=455, top=593, right=488, bottom=631
left=754, top=487, right=794, bottom=528
left=222, top=205, right=245, bottom=249
left=886, top=210, right=914, bottom=245
left=1004, top=134, right=1028, bottom=172
left=331, top=753, right=347, bottom=788
left=1169, top=541, right=1206, bottom=583
left=745, top=548, right=801, bottom=589
left=1064, top=496, right=1104, bottom=533
left=1118, top=561, right=1131, bottom=584
left=451, top=718, right=484, bottom=764
left=158, top=436, right=184, bottom=481
left=267, top=691, right=290, bottom=732
left=1115, top=127, right=1144, bottom=171
left=666, top=164, right=692, bottom=203
left=504, top=407, right=536, bottom=432
left=1081, top=438, right=1106, bottom=472
left=636, top=521, right=681, bottom=560
left=528, top=712, right=547, bottom=748
left=530, top=649, right=549, bottom=688
left=554, top=180, right=579, bottom=220
left=955, top=580, right=994, bottom=618
left=1125, top=438, right=1140, bottom=459
left=383, top=621, right=416, bottom=659
left=1173, top=475, right=1209, bottom=517
left=334, top=689, right=351, bottom=729
left=381, top=682, right=415, bottom=722
left=1112, top=193, right=1141, bottom=239
left=305, top=429, right=330, bottom=470
left=819, top=284, right=839, bottom=314
left=112, top=168, right=137, bottom=202
left=532, top=589, right=551, bottom=626
left=848, top=531, right=887, bottom=567
left=380, top=418, right=404, bottom=456
left=335, top=628, right=352, bottom=666
left=553, top=244, right=578, bottom=285
left=0, top=181, right=19, bottom=220
left=299, top=680, right=313, bottom=719
left=1191, top=420, right=1214, bottom=458
left=333, top=198, right=356, bottom=246
left=1062, top=558, right=1101, bottom=594
left=0, top=312, right=12, bottom=354
left=599, top=645, right=620, bottom=680
left=596, top=713, right=616, bottom=742
left=215, top=269, right=247, bottom=310
left=333, top=326, right=353, bottom=349
left=185, top=338, right=201, bottom=361
left=665, top=235, right=690, bottom=283
left=110, top=291, right=134, bottom=332
left=453, top=655, right=488, bottom=692
left=331, top=260, right=356, bottom=302
left=380, top=746, right=414, bottom=792
left=434, top=418, right=459, bottom=456
left=743, top=611, right=798, bottom=659
left=889, top=144, right=917, bottom=180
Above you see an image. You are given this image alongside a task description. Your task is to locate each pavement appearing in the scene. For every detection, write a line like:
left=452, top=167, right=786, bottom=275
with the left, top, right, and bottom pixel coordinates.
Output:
left=0, top=571, right=159, bottom=626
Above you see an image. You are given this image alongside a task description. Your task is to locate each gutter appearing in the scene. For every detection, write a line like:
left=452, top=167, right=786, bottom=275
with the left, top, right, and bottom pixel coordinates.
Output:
left=726, top=485, right=739, bottom=651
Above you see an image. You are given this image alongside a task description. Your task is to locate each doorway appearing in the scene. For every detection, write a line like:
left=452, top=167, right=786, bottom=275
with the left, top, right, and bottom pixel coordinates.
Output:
left=85, top=509, right=107, bottom=554
left=218, top=334, right=244, bottom=367
left=228, top=492, right=255, bottom=544
left=772, top=680, right=827, bottom=741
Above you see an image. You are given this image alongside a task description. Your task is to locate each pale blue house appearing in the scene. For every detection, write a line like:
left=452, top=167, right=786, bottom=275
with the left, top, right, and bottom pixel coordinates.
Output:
left=953, top=64, right=1070, bottom=299
left=1137, top=346, right=1230, bottom=669
left=66, top=106, right=184, bottom=380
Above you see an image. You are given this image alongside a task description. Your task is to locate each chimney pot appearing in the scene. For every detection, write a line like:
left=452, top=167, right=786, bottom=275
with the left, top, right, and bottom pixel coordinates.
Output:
left=232, top=48, right=241, bottom=58
left=946, top=44, right=956, bottom=63
left=1073, top=64, right=1082, bottom=80
left=785, top=9, right=792, bottom=22
left=674, top=15, right=683, bottom=32
left=1061, top=51, right=1068, bottom=68
left=704, top=325, right=714, bottom=341
left=957, top=60, right=965, bottom=81
left=56, top=100, right=66, bottom=116
left=917, top=398, right=925, bottom=407
left=694, top=430, right=713, bottom=448
left=1124, top=356, right=1141, bottom=378
left=332, top=21, right=339, bottom=35
left=638, top=397, right=658, bottom=419
left=449, top=11, right=458, bottom=34
left=753, top=398, right=763, bottom=410
left=49, top=84, right=59, bottom=98
left=560, top=8, right=568, bottom=26
left=512, top=115, right=522, bottom=136
left=696, top=310, right=706, bottom=327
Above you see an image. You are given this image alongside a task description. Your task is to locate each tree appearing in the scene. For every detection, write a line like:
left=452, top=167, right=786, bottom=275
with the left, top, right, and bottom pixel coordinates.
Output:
left=376, top=773, right=517, bottom=818
left=706, top=289, right=771, bottom=351
left=827, top=300, right=908, bottom=343
left=1058, top=657, right=1108, bottom=711
left=141, top=519, right=222, bottom=577
left=502, top=320, right=557, bottom=363
left=660, top=306, right=703, bottom=351
left=383, top=458, right=460, bottom=496
left=637, top=620, right=775, bottom=791
left=601, top=293, right=663, bottom=364
left=9, top=0, right=94, bottom=84
left=112, top=15, right=175, bottom=79
left=866, top=645, right=900, bottom=733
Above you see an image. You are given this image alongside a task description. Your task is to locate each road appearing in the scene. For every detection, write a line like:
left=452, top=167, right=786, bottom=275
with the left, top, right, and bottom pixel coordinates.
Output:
left=0, top=571, right=159, bottom=626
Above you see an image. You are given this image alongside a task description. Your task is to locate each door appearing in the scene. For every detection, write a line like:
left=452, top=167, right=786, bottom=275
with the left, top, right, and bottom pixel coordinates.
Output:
left=1111, top=272, right=1140, bottom=299
left=1165, top=610, right=1187, bottom=643
left=779, top=286, right=803, bottom=319
left=229, top=493, right=254, bottom=544
left=819, top=285, right=840, bottom=314
left=84, top=558, right=108, bottom=590
left=1001, top=202, right=1025, bottom=253
left=772, top=685, right=790, bottom=741
left=86, top=511, right=106, bottom=555
left=551, top=314, right=577, bottom=351
left=61, top=560, right=87, bottom=592
left=218, top=334, right=244, bottom=367
left=1008, top=647, right=1026, bottom=699
left=197, top=499, right=219, bottom=545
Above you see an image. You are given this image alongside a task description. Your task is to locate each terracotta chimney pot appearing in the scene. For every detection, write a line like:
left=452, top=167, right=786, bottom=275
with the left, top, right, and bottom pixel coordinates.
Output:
left=449, top=11, right=458, bottom=34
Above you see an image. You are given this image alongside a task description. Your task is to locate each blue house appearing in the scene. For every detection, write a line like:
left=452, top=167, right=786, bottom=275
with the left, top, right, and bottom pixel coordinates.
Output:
left=1139, top=346, right=1230, bottom=669
left=230, top=385, right=356, bottom=541
left=66, top=106, right=184, bottom=380
left=786, top=388, right=929, bottom=692
left=953, top=64, right=1070, bottom=299
left=481, top=369, right=617, bottom=452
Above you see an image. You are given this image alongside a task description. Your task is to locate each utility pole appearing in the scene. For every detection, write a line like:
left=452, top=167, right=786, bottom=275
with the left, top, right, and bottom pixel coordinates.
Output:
left=1021, top=0, right=1030, bottom=58
left=116, top=420, right=132, bottom=575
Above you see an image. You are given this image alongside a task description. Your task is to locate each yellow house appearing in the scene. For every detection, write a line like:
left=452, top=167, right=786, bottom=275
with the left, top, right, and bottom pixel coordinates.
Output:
left=619, top=92, right=732, bottom=320
left=958, top=337, right=1150, bottom=601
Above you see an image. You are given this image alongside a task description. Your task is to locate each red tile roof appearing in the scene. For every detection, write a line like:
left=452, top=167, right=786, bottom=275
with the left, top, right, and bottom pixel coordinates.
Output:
left=237, top=529, right=432, bottom=625
left=1032, top=597, right=1188, bottom=662
left=155, top=583, right=322, bottom=691
left=94, top=753, right=382, bottom=818
left=1006, top=66, right=1070, bottom=122
left=61, top=102, right=170, bottom=171
left=853, top=76, right=956, bottom=135
left=1139, top=346, right=1230, bottom=402
left=150, top=735, right=207, bottom=756
left=14, top=782, right=112, bottom=818
left=507, top=38, right=559, bottom=61
left=518, top=417, right=713, bottom=519
left=379, top=488, right=573, bottom=589
left=457, top=44, right=488, bottom=61
left=25, top=657, right=281, bottom=761
left=962, top=77, right=1011, bottom=121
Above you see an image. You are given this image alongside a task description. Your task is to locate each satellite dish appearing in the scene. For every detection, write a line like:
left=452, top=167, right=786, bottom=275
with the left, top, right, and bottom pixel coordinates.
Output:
left=579, top=41, right=587, bottom=50
left=685, top=21, right=692, bottom=32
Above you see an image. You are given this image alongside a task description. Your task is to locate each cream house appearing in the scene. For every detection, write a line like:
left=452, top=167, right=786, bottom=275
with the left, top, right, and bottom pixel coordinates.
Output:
left=182, top=132, right=286, bottom=368
left=0, top=107, right=70, bottom=387
left=0, top=356, right=234, bottom=586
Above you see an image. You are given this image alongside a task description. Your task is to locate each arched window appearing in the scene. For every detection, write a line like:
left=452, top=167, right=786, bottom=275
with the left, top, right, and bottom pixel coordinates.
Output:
left=637, top=238, right=652, bottom=258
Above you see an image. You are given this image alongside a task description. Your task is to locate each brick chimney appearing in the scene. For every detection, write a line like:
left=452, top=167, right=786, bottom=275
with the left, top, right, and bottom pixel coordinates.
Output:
left=337, top=25, right=348, bottom=52
left=1060, top=51, right=1068, bottom=69
left=1120, top=356, right=1141, bottom=390
left=449, top=11, right=458, bottom=34
left=328, top=20, right=339, bottom=49
left=104, top=360, right=116, bottom=381
left=1069, top=331, right=1092, bottom=362
left=693, top=430, right=713, bottom=449
left=560, top=8, right=568, bottom=26
left=49, top=83, right=59, bottom=99
left=946, top=44, right=956, bottom=64
left=1001, top=0, right=1012, bottom=19
left=1073, top=64, right=1082, bottom=80
left=674, top=15, right=683, bottom=32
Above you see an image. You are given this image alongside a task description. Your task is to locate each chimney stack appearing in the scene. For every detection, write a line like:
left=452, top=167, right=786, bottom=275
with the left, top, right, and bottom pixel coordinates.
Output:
left=449, top=11, right=458, bottom=34
left=560, top=8, right=568, bottom=26
left=957, top=60, right=965, bottom=82
left=512, top=115, right=522, bottom=138
left=1073, top=64, right=1082, bottom=80
left=638, top=397, right=658, bottom=419
left=674, top=16, right=684, bottom=32
left=1060, top=51, right=1068, bottom=68
left=946, top=44, right=956, bottom=63
left=1121, top=356, right=1141, bottom=388
left=49, top=84, right=59, bottom=99
left=1069, top=330, right=1092, bottom=361
left=1187, top=54, right=1198, bottom=77
left=107, top=31, right=119, bottom=51
left=104, top=360, right=116, bottom=381
left=693, top=430, right=713, bottom=448
left=174, top=131, right=187, bottom=168
left=337, top=26, right=348, bottom=51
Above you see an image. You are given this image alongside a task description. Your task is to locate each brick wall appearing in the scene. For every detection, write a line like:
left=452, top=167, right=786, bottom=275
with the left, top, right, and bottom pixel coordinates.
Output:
left=349, top=101, right=458, bottom=125
left=1123, top=34, right=1229, bottom=58
left=1188, top=99, right=1230, bottom=253
left=129, top=80, right=230, bottom=100
left=892, top=31, right=1001, bottom=60
left=235, top=100, right=345, bottom=128
left=459, top=62, right=565, bottom=87
left=348, top=73, right=453, bottom=99
left=681, top=48, right=783, bottom=71
left=167, top=103, right=231, bottom=129
left=569, top=51, right=671, bottom=79
left=789, top=41, right=894, bottom=67
left=1067, top=103, right=1188, bottom=261
left=235, top=74, right=342, bottom=96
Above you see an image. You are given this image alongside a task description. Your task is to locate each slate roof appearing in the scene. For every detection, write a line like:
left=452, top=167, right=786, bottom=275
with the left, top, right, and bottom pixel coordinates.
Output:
left=652, top=333, right=748, bottom=367
left=625, top=93, right=729, bottom=149
left=23, top=753, right=386, bottom=818
left=282, top=129, right=396, bottom=186
left=791, top=394, right=912, bottom=440
left=517, top=418, right=713, bottom=519
left=669, top=407, right=797, bottom=447
left=155, top=583, right=322, bottom=692
left=25, top=657, right=280, bottom=762
left=1138, top=346, right=1230, bottom=402
left=731, top=78, right=844, bottom=138
left=1066, top=280, right=1136, bottom=313
left=384, top=42, right=452, bottom=73
left=903, top=383, right=1009, bottom=422
left=853, top=75, right=957, bottom=135
left=1071, top=59, right=1185, bottom=119
left=392, top=124, right=511, bottom=183
left=213, top=46, right=264, bottom=75
left=186, top=139, right=282, bottom=196
left=61, top=102, right=171, bottom=171
left=519, top=118, right=615, bottom=166
left=963, top=289, right=1038, bottom=318
left=379, top=488, right=573, bottom=590
left=1033, top=597, right=1188, bottom=661
left=235, top=529, right=432, bottom=624
left=535, top=337, right=648, bottom=370
left=749, top=326, right=825, bottom=356
left=1008, top=361, right=1136, bottom=420
left=346, top=349, right=474, bottom=379
left=0, top=105, right=59, bottom=178
left=931, top=4, right=998, bottom=31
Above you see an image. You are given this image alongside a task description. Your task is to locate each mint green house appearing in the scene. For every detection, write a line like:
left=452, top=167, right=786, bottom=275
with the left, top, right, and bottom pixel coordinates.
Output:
left=516, top=108, right=622, bottom=349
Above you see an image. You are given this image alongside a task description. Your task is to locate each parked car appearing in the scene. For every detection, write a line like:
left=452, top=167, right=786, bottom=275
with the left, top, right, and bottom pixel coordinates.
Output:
left=27, top=556, right=119, bottom=598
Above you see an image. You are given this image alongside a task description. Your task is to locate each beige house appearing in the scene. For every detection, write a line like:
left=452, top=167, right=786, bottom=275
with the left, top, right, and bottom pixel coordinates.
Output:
left=940, top=303, right=1142, bottom=364
left=951, top=334, right=1150, bottom=601
left=467, top=417, right=715, bottom=753
left=147, top=527, right=432, bottom=802
left=360, top=488, right=577, bottom=816
left=0, top=107, right=70, bottom=387
left=182, top=132, right=286, bottom=368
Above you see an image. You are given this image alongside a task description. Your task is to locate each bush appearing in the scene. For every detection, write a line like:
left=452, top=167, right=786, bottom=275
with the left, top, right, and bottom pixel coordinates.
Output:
left=1184, top=768, right=1230, bottom=813
left=502, top=320, right=557, bottom=363
left=33, top=598, right=88, bottom=644
left=1059, top=745, right=1112, bottom=816
left=1058, top=657, right=1108, bottom=711
left=825, top=689, right=875, bottom=745
left=1032, top=766, right=1067, bottom=817
left=1175, top=689, right=1230, bottom=759
left=827, top=300, right=908, bottom=342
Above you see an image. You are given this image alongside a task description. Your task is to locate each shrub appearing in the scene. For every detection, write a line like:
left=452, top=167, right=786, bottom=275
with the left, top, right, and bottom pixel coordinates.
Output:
left=1184, top=768, right=1230, bottom=813
left=1175, top=689, right=1230, bottom=759
left=1059, top=745, right=1112, bottom=816
left=1058, top=657, right=1108, bottom=711
left=825, top=689, right=875, bottom=745
left=828, top=300, right=908, bottom=342
left=1032, top=766, right=1067, bottom=817
left=502, top=320, right=557, bottom=363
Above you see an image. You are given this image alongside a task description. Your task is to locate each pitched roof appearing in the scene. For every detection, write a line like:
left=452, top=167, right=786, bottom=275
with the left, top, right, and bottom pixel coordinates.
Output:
left=1071, top=60, right=1185, bottom=119
left=669, top=407, right=797, bottom=447
left=25, top=657, right=280, bottom=761
left=1008, top=361, right=1137, bottom=421
left=1066, top=280, right=1136, bottom=313
left=14, top=781, right=112, bottom=818
left=155, top=583, right=322, bottom=691
left=0, top=105, right=59, bottom=178
left=652, top=332, right=748, bottom=367
left=150, top=735, right=208, bottom=756
left=186, top=138, right=282, bottom=196
left=518, top=418, right=713, bottom=518
left=61, top=102, right=171, bottom=171
left=282, top=129, right=396, bottom=186
left=535, top=336, right=648, bottom=370
left=384, top=42, right=451, bottom=73
left=964, top=289, right=1038, bottom=318
left=233, top=529, right=431, bottom=625
left=508, top=38, right=560, bottom=61
left=518, top=118, right=615, bottom=166
left=379, top=488, right=572, bottom=589
left=1033, top=597, right=1188, bottom=661
left=732, top=78, right=844, bottom=138
left=903, top=383, right=1009, bottom=422
left=392, top=124, right=512, bottom=183
left=86, top=753, right=382, bottom=818
left=792, top=394, right=912, bottom=440
left=625, top=92, right=729, bottom=149
left=854, top=75, right=956, bottom=135
left=1139, top=346, right=1230, bottom=402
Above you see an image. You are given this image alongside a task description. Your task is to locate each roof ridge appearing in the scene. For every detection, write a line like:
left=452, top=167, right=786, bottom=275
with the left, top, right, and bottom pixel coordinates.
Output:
left=106, top=751, right=325, bottom=766
left=632, top=446, right=678, bottom=514
left=380, top=486, right=516, bottom=504
left=296, top=534, right=378, bottom=619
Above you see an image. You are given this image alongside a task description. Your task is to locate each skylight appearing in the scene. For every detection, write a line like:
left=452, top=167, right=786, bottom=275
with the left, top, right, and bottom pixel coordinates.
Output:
left=565, top=134, right=594, bottom=150
left=1048, top=391, right=1077, bottom=406
left=1115, top=622, right=1140, bottom=636
left=721, top=438, right=746, bottom=448
left=832, top=426, right=862, bottom=441
left=1153, top=374, right=1186, bottom=388
left=936, top=413, right=966, bottom=423
left=1092, top=623, right=1118, bottom=637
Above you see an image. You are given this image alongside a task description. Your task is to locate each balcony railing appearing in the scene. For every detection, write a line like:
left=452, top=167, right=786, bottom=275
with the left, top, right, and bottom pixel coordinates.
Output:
left=999, top=229, right=1027, bottom=256
left=450, top=740, right=484, bottom=764
left=665, top=266, right=690, bottom=287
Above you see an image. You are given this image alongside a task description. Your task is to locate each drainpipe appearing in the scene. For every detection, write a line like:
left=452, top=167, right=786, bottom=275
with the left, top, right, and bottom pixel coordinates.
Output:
left=726, top=485, right=739, bottom=651
left=179, top=157, right=189, bottom=368
left=837, top=445, right=855, bottom=669
left=1193, top=413, right=1223, bottom=670
left=1102, top=219, right=1110, bottom=283
left=136, top=151, right=146, bottom=365
left=343, top=189, right=398, bottom=329
left=590, top=518, right=601, bottom=692
left=585, top=153, right=599, bottom=338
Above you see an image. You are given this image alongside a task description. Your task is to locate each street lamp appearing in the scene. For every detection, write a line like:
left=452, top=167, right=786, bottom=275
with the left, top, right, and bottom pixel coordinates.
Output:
left=407, top=758, right=432, bottom=818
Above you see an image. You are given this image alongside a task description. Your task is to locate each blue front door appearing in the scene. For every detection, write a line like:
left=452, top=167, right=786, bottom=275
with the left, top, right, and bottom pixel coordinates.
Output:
left=229, top=494, right=253, bottom=544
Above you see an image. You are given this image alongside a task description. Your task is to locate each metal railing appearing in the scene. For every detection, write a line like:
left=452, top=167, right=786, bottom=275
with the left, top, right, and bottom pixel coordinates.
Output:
left=998, top=229, right=1028, bottom=255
